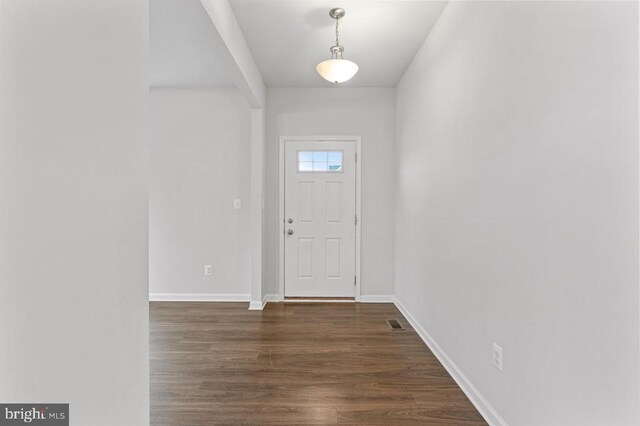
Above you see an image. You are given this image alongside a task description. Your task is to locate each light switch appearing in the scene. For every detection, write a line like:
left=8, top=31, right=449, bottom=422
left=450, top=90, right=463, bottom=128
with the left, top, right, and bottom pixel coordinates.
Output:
left=233, top=199, right=242, bottom=209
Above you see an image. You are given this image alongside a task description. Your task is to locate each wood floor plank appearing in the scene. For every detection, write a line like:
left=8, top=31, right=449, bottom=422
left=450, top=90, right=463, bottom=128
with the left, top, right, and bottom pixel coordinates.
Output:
left=150, top=302, right=486, bottom=425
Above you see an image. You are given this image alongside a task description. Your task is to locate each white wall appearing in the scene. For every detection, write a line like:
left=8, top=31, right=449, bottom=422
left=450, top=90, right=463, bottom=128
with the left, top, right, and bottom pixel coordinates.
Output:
left=0, top=1, right=149, bottom=424
left=265, top=88, right=396, bottom=297
left=150, top=88, right=252, bottom=299
left=395, top=1, right=639, bottom=425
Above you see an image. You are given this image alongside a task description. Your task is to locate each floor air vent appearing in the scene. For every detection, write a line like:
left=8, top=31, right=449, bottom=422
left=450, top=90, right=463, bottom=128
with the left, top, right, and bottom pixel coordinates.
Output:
left=387, top=319, right=404, bottom=331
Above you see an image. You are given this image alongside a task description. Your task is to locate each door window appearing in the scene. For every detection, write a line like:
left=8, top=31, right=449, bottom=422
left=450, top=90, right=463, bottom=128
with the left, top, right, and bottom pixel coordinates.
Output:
left=298, top=151, right=343, bottom=172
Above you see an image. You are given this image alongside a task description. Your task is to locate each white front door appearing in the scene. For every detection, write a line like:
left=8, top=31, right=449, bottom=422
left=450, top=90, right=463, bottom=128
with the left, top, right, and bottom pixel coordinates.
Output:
left=284, top=139, right=357, bottom=297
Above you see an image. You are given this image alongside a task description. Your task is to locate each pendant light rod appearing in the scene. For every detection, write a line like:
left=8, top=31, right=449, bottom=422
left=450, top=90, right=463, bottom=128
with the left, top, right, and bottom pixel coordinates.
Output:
left=332, top=8, right=342, bottom=46
left=329, top=8, right=345, bottom=59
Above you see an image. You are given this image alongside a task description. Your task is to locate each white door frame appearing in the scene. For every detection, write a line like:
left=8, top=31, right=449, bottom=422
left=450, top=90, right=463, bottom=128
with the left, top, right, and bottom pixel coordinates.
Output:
left=279, top=136, right=362, bottom=301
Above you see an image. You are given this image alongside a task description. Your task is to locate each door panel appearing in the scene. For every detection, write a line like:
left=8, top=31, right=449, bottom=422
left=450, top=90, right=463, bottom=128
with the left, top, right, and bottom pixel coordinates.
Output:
left=298, top=182, right=314, bottom=222
left=325, top=182, right=342, bottom=223
left=284, top=140, right=356, bottom=297
left=325, top=238, right=342, bottom=278
left=297, top=238, right=314, bottom=278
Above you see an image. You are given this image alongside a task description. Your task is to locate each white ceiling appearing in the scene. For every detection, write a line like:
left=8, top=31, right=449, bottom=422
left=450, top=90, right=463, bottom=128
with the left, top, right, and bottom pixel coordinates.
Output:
left=150, top=0, right=236, bottom=88
left=229, top=0, right=448, bottom=87
left=150, top=0, right=448, bottom=88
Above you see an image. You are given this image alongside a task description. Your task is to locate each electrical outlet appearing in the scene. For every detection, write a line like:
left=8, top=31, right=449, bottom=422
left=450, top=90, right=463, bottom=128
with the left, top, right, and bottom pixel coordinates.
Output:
left=233, top=199, right=242, bottom=209
left=204, top=265, right=213, bottom=276
left=493, top=342, right=503, bottom=372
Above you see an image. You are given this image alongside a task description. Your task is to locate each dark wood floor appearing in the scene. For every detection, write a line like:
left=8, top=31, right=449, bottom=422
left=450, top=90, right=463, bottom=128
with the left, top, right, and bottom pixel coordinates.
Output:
left=150, top=302, right=486, bottom=425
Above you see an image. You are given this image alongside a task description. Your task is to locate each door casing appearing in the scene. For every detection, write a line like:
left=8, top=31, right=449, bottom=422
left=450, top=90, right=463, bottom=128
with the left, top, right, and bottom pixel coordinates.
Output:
left=279, top=136, right=362, bottom=301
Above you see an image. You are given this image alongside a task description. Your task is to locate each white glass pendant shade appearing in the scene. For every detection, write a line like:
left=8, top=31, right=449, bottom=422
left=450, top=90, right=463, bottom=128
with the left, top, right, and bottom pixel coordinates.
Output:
left=316, top=59, right=359, bottom=84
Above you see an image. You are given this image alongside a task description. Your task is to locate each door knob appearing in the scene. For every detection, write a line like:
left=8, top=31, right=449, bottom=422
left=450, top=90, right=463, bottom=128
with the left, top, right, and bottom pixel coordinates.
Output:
left=287, top=229, right=294, bottom=235
left=287, top=218, right=293, bottom=224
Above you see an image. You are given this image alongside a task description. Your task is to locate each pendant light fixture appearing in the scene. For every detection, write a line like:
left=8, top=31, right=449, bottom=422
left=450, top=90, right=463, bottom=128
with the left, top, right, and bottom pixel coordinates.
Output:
left=316, top=8, right=358, bottom=84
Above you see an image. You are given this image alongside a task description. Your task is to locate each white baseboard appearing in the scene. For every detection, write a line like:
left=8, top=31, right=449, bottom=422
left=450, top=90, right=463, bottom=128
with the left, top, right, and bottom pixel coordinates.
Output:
left=248, top=300, right=263, bottom=310
left=263, top=293, right=279, bottom=305
left=248, top=293, right=279, bottom=310
left=359, top=295, right=395, bottom=303
left=283, top=299, right=354, bottom=303
left=149, top=293, right=250, bottom=302
left=392, top=296, right=506, bottom=426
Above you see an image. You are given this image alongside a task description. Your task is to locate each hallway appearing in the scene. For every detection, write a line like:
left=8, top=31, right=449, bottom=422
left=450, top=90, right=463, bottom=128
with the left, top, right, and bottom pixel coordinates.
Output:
left=150, top=302, right=486, bottom=425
